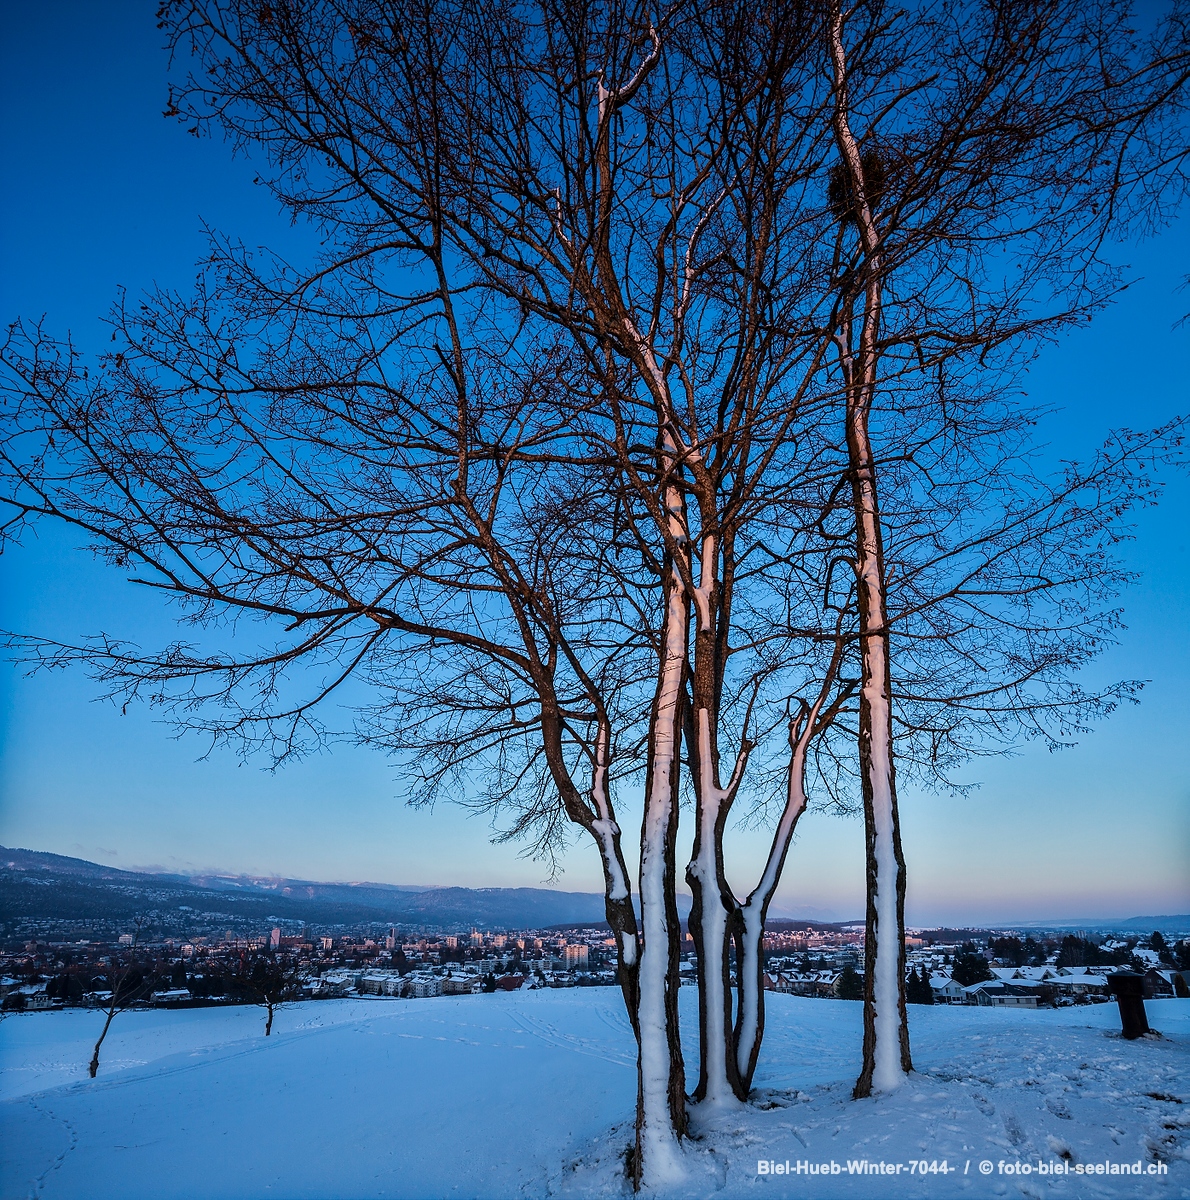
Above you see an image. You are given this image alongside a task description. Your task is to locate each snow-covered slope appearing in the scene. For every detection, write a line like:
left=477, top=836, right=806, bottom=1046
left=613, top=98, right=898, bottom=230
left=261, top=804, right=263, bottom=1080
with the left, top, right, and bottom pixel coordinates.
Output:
left=1, top=992, right=1186, bottom=1198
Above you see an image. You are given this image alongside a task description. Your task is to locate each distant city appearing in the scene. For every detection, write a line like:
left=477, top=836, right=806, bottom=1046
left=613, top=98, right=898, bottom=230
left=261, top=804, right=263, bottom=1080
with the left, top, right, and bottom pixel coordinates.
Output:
left=5, top=915, right=1189, bottom=1015
left=3, top=845, right=1187, bottom=1016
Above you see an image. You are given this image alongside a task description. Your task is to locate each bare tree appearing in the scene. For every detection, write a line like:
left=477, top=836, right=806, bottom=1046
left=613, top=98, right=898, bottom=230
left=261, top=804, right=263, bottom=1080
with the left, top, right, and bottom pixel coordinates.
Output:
left=1, top=1, right=844, bottom=1167
left=89, top=917, right=150, bottom=1079
left=816, top=0, right=1190, bottom=1098
left=0, top=290, right=652, bottom=1046
left=224, top=950, right=304, bottom=1035
left=370, top=0, right=848, bottom=1130
left=394, top=0, right=1186, bottom=1116
left=140, top=0, right=847, bottom=1173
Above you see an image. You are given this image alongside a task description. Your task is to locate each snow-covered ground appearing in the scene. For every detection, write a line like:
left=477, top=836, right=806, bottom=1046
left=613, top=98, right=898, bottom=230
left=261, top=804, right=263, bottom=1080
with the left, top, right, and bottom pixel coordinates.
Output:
left=1, top=991, right=1186, bottom=1198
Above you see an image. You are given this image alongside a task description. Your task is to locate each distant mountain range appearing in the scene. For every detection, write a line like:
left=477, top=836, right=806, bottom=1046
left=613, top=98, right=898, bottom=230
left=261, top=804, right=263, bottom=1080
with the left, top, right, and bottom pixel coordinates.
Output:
left=0, top=846, right=625, bottom=931
left=1015, top=914, right=1190, bottom=934
left=2, top=847, right=862, bottom=933
left=4, top=847, right=1183, bottom=936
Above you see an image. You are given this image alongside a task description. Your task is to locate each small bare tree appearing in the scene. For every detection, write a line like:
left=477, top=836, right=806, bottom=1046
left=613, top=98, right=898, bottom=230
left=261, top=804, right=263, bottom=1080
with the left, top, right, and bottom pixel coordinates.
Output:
left=224, top=951, right=304, bottom=1035
left=89, top=917, right=150, bottom=1079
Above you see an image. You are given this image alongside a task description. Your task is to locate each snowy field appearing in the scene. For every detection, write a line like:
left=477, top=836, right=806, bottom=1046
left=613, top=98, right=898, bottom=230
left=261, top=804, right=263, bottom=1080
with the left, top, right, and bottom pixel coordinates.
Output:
left=1, top=990, right=1186, bottom=1199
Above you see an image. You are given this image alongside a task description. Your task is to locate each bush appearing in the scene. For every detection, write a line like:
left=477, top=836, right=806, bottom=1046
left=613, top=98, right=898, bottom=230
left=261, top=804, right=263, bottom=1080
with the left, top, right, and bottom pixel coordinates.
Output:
left=990, top=937, right=1026, bottom=967
left=906, top=966, right=934, bottom=1005
left=836, top=966, right=863, bottom=1000
left=221, top=952, right=304, bottom=1034
left=45, top=974, right=85, bottom=1001
left=951, top=951, right=993, bottom=987
left=114, top=969, right=151, bottom=1005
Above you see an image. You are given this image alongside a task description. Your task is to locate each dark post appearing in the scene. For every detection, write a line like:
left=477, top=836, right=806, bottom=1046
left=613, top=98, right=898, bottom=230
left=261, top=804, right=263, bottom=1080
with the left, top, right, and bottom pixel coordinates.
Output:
left=1107, top=972, right=1149, bottom=1039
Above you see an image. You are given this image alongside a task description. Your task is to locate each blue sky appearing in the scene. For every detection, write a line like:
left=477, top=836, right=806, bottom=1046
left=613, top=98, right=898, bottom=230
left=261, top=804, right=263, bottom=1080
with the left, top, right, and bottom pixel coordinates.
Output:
left=1, top=1, right=1187, bottom=926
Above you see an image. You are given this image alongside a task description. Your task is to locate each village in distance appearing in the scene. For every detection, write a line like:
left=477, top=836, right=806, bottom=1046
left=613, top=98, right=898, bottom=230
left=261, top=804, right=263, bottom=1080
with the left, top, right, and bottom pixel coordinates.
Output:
left=4, top=845, right=1187, bottom=1022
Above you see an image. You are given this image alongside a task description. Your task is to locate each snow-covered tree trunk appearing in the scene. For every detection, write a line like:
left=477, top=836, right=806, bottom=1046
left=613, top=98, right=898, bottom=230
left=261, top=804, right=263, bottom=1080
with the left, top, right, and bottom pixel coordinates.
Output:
left=633, top=561, right=690, bottom=1186
left=613, top=272, right=695, bottom=1183
left=733, top=626, right=849, bottom=1093
left=828, top=3, right=912, bottom=1099
left=848, top=518, right=911, bottom=1096
left=639, top=490, right=750, bottom=1121
left=535, top=696, right=642, bottom=1037
left=587, top=721, right=641, bottom=1035
left=686, top=708, right=746, bottom=1107
left=685, top=528, right=749, bottom=1107
left=734, top=710, right=815, bottom=1092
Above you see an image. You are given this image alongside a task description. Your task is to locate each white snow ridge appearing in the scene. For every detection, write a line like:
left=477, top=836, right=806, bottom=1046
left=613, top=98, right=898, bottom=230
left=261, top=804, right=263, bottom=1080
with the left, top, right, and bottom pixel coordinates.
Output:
left=1, top=991, right=1187, bottom=1198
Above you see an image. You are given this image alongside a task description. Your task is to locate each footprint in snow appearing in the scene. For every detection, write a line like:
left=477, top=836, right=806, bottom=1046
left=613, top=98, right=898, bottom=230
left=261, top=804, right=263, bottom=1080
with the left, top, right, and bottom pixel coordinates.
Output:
left=1002, top=1111, right=1026, bottom=1146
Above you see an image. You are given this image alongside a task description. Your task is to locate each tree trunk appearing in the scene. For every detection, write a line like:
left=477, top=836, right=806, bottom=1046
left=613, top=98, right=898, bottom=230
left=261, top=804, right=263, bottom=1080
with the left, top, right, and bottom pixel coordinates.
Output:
left=633, top=567, right=689, bottom=1188
left=89, top=1006, right=117, bottom=1078
left=684, top=517, right=750, bottom=1107
left=602, top=889, right=641, bottom=1038
left=265, top=1001, right=274, bottom=1036
left=734, top=734, right=811, bottom=1093
left=828, top=2, right=912, bottom=1098
left=686, top=708, right=745, bottom=1106
left=587, top=722, right=642, bottom=1037
left=851, top=614, right=911, bottom=1095
left=538, top=689, right=643, bottom=1040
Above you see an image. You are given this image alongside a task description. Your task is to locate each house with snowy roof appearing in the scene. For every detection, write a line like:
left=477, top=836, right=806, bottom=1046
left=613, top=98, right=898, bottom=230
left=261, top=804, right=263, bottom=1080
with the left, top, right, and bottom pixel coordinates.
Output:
left=1141, top=968, right=1175, bottom=998
left=987, top=965, right=1107, bottom=997
left=442, top=973, right=481, bottom=996
left=964, top=980, right=1039, bottom=1008
left=406, top=974, right=443, bottom=998
left=928, top=973, right=965, bottom=1003
left=357, top=972, right=403, bottom=997
left=1157, top=969, right=1189, bottom=996
left=761, top=970, right=841, bottom=998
